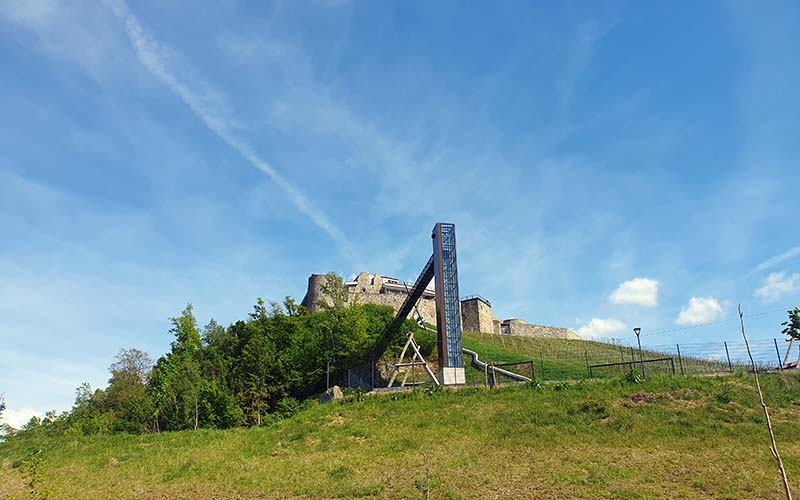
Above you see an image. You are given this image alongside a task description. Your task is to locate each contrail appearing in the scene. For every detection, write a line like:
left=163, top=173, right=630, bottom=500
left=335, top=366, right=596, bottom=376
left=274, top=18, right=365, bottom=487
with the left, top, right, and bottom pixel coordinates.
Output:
left=106, top=1, right=356, bottom=263
left=753, top=247, right=800, bottom=273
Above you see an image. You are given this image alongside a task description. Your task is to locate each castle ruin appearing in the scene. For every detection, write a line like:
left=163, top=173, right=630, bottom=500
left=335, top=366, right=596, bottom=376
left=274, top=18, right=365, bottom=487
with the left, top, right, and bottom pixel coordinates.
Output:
left=301, top=271, right=580, bottom=340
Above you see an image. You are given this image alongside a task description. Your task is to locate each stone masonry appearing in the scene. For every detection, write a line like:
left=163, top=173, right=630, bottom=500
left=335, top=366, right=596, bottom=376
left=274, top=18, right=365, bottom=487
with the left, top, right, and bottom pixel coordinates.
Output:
left=460, top=296, right=494, bottom=334
left=301, top=272, right=438, bottom=325
left=301, top=271, right=581, bottom=340
left=497, top=318, right=580, bottom=340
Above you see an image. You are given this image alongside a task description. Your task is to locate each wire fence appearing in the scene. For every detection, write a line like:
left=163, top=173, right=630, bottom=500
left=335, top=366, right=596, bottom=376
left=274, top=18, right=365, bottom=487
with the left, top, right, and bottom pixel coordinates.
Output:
left=463, top=332, right=794, bottom=382
left=347, top=334, right=798, bottom=390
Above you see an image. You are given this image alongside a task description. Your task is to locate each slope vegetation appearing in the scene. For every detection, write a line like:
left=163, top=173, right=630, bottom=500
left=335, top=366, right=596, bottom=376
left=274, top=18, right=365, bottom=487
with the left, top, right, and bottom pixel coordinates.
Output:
left=3, top=374, right=800, bottom=499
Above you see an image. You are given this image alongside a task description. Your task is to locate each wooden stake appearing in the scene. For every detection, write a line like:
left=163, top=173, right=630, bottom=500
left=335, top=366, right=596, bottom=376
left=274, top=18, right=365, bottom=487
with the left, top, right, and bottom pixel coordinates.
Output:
left=739, top=305, right=793, bottom=500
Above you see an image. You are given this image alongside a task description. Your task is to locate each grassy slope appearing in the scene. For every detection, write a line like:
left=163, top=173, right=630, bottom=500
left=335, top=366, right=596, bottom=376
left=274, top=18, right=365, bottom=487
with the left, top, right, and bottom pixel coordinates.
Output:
left=3, top=374, right=800, bottom=499
left=461, top=331, right=730, bottom=381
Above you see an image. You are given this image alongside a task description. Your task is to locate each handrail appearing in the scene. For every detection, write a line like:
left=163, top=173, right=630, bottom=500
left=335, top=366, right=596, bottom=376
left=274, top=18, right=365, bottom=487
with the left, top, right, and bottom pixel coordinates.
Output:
left=460, top=294, right=492, bottom=307
left=461, top=347, right=531, bottom=382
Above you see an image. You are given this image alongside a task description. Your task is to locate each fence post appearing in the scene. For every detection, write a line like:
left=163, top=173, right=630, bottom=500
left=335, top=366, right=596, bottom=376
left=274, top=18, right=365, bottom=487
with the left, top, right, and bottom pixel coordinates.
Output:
left=774, top=338, right=784, bottom=372
left=539, top=351, right=544, bottom=382
left=670, top=357, right=676, bottom=374
left=584, top=350, right=590, bottom=379
left=676, top=344, right=685, bottom=376
left=724, top=341, right=733, bottom=372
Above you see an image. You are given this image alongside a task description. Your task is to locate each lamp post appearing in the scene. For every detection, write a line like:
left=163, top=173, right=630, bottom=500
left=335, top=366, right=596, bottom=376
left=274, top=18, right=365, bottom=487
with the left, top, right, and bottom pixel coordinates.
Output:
left=633, top=327, right=646, bottom=378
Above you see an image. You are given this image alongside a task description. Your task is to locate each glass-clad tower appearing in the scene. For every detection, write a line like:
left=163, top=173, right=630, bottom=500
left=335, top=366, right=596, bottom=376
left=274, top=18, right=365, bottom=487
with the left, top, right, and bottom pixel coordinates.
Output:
left=432, top=223, right=465, bottom=384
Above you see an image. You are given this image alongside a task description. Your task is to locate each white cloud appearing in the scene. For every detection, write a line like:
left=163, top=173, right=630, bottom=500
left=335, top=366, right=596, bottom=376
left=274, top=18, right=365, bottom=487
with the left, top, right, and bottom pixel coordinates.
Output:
left=577, top=318, right=627, bottom=339
left=753, top=247, right=800, bottom=273
left=756, top=272, right=800, bottom=302
left=676, top=297, right=724, bottom=326
left=1, top=408, right=43, bottom=430
left=609, top=278, right=659, bottom=307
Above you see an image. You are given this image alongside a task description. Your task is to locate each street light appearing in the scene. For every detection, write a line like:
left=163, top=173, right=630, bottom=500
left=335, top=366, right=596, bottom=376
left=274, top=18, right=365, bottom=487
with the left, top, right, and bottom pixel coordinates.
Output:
left=633, top=327, right=646, bottom=378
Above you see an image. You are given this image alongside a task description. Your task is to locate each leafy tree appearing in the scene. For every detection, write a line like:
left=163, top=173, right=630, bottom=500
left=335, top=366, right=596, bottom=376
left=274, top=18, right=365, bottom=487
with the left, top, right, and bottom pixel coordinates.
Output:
left=318, top=273, right=350, bottom=310
left=68, top=383, right=112, bottom=435
left=170, top=304, right=201, bottom=353
left=106, top=349, right=154, bottom=433
left=7, top=296, right=407, bottom=439
left=200, top=318, right=234, bottom=382
left=283, top=296, right=302, bottom=316
left=234, top=324, right=283, bottom=425
left=110, top=348, right=152, bottom=384
left=150, top=351, right=202, bottom=431
left=782, top=307, right=800, bottom=340
left=197, top=380, right=242, bottom=428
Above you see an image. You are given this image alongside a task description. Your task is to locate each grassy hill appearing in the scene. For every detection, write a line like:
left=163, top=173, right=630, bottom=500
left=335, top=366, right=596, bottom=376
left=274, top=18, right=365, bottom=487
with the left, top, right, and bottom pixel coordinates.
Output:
left=460, top=331, right=731, bottom=382
left=3, top=373, right=800, bottom=499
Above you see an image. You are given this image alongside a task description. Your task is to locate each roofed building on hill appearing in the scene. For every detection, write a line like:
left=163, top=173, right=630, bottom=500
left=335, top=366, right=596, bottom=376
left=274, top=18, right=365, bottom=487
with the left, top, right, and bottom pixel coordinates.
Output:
left=300, top=272, right=580, bottom=340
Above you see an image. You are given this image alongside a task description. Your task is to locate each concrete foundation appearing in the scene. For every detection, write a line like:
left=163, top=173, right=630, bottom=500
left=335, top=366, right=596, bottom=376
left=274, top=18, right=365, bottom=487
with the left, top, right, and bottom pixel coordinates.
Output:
left=439, top=367, right=466, bottom=385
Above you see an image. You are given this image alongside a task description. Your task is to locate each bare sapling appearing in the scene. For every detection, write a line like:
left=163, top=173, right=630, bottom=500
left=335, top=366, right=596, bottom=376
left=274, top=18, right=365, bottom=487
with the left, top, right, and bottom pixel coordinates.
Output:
left=739, top=304, right=792, bottom=499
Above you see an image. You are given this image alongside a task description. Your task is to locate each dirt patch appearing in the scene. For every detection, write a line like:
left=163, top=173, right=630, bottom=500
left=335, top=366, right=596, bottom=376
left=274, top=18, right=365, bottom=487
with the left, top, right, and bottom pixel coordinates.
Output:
left=326, top=414, right=346, bottom=427
left=663, top=388, right=700, bottom=401
left=628, top=392, right=653, bottom=404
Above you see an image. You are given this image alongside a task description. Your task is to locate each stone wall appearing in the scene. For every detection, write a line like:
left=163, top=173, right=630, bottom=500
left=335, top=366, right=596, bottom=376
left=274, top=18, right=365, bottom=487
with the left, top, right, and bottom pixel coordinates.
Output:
left=502, top=319, right=580, bottom=340
left=300, top=272, right=581, bottom=341
left=461, top=297, right=494, bottom=333
left=300, top=274, right=328, bottom=310
left=352, top=293, right=438, bottom=326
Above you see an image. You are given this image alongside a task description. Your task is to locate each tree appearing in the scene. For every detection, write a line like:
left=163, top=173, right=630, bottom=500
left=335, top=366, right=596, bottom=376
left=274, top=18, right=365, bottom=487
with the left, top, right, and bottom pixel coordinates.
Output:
left=0, top=394, right=5, bottom=419
left=150, top=351, right=202, bottom=431
left=200, top=319, right=233, bottom=381
left=110, top=348, right=152, bottom=385
left=170, top=304, right=201, bottom=353
left=782, top=307, right=800, bottom=340
left=283, top=296, right=301, bottom=316
left=106, top=349, right=154, bottom=433
left=318, top=273, right=350, bottom=311
left=68, top=382, right=113, bottom=435
left=150, top=305, right=205, bottom=432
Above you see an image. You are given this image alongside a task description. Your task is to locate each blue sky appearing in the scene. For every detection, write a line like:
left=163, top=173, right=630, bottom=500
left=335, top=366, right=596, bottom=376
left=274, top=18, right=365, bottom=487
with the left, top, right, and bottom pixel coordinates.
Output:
left=1, top=0, right=799, bottom=425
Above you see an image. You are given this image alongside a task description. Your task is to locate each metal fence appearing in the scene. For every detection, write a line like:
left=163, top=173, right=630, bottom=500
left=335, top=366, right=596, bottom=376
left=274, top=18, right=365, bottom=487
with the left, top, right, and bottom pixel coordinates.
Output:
left=347, top=336, right=796, bottom=390
left=466, top=332, right=793, bottom=382
left=347, top=361, right=382, bottom=391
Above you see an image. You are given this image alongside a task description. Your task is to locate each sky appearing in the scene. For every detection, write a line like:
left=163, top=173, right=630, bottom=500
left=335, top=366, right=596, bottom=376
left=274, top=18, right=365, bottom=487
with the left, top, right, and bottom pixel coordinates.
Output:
left=1, top=0, right=799, bottom=427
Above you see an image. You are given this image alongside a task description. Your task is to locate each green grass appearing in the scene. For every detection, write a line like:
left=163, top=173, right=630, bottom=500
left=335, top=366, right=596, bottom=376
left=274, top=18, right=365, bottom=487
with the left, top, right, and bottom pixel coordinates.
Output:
left=461, top=331, right=730, bottom=381
left=398, top=331, right=728, bottom=386
left=4, top=373, right=800, bottom=499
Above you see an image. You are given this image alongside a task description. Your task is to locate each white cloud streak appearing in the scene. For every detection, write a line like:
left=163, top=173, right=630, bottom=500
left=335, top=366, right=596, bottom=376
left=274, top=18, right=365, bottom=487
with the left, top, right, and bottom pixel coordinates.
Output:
left=676, top=297, right=724, bottom=326
left=754, top=247, right=800, bottom=273
left=577, top=317, right=627, bottom=339
left=105, top=0, right=356, bottom=263
left=756, top=272, right=800, bottom=302
left=609, top=277, right=659, bottom=307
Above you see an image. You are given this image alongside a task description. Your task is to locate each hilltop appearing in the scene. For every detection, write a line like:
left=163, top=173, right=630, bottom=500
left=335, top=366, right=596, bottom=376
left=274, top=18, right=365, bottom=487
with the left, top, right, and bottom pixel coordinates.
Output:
left=3, top=305, right=798, bottom=499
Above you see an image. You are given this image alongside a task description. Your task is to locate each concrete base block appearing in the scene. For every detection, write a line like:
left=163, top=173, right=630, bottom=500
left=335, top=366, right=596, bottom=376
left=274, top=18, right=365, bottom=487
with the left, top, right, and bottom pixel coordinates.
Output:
left=439, top=367, right=466, bottom=385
